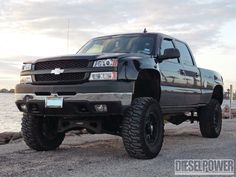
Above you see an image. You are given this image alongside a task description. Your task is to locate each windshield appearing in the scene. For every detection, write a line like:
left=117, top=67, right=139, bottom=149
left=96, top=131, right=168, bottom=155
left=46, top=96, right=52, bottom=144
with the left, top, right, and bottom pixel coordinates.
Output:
left=78, top=35, right=155, bottom=55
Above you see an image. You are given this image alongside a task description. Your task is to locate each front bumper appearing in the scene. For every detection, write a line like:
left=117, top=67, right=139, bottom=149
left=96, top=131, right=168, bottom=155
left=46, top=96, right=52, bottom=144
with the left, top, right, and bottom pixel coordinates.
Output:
left=15, top=81, right=134, bottom=117
left=15, top=92, right=132, bottom=117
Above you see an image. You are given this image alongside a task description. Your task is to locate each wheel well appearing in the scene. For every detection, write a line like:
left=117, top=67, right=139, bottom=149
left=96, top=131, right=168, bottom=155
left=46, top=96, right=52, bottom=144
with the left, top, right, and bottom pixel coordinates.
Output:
left=133, top=70, right=161, bottom=101
left=212, top=85, right=223, bottom=104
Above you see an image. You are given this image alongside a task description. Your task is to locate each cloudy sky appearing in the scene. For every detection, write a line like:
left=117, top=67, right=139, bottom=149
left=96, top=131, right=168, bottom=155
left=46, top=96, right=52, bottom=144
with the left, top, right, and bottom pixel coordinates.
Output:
left=0, top=0, right=236, bottom=89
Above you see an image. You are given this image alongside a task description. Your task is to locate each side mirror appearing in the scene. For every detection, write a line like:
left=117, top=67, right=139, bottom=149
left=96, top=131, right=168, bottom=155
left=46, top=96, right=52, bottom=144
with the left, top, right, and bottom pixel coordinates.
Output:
left=158, top=48, right=180, bottom=62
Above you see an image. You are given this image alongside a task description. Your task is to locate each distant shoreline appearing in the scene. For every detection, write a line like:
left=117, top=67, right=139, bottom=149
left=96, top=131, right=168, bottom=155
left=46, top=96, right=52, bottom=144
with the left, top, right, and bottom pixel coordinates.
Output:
left=0, top=92, right=14, bottom=94
left=0, top=89, right=14, bottom=93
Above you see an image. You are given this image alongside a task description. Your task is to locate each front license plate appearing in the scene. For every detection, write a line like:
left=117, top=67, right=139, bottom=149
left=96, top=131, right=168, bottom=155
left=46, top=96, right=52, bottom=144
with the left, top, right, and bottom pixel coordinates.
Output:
left=45, top=96, right=63, bottom=108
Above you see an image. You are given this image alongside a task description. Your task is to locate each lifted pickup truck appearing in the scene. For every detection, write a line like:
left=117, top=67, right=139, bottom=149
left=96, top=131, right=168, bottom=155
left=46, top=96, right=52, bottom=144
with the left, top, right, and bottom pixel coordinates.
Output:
left=15, top=32, right=223, bottom=159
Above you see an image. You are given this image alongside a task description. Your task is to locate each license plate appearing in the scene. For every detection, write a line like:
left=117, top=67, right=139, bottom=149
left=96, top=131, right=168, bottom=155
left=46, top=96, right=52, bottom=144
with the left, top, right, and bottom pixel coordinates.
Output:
left=45, top=96, right=63, bottom=108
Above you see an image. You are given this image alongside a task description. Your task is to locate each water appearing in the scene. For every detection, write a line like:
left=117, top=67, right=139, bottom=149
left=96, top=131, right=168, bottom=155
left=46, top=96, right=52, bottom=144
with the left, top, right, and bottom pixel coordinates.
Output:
left=0, top=93, right=22, bottom=132
left=0, top=93, right=235, bottom=133
left=222, top=99, right=236, bottom=109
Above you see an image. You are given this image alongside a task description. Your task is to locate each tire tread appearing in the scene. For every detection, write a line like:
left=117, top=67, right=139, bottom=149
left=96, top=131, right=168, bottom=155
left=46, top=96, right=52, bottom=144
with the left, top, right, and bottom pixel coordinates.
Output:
left=122, top=97, right=164, bottom=159
left=21, top=114, right=65, bottom=151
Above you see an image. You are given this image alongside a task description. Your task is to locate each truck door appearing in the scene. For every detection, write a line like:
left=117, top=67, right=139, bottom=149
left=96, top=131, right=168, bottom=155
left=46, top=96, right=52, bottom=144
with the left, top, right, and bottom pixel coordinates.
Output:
left=159, top=38, right=187, bottom=106
left=174, top=40, right=201, bottom=105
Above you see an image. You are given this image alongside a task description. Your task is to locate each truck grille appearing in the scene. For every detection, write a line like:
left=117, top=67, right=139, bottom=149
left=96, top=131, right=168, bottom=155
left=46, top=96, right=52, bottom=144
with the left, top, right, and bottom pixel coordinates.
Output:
left=35, top=60, right=89, bottom=70
left=34, top=59, right=89, bottom=84
left=35, top=73, right=86, bottom=83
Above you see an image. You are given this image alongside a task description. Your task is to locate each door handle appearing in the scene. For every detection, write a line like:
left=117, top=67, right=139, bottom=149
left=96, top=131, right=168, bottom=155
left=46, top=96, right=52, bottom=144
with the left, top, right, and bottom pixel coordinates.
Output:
left=179, top=69, right=185, bottom=75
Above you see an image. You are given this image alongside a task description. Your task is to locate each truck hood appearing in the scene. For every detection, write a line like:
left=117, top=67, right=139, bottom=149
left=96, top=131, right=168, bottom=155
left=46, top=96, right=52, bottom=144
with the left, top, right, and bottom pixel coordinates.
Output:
left=29, top=53, right=150, bottom=63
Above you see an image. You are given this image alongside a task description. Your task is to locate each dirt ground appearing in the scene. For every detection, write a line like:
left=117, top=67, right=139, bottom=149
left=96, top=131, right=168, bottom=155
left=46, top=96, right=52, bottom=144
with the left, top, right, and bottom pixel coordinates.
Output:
left=0, top=119, right=235, bottom=177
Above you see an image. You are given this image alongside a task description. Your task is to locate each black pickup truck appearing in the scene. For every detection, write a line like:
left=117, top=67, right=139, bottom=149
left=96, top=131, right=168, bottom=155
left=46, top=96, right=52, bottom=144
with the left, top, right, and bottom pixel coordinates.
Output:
left=15, top=32, right=223, bottom=159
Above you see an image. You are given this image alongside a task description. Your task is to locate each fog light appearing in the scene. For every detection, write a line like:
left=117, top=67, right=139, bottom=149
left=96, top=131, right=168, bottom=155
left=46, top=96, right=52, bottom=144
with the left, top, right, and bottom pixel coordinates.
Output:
left=94, top=104, right=107, bottom=112
left=20, top=104, right=27, bottom=112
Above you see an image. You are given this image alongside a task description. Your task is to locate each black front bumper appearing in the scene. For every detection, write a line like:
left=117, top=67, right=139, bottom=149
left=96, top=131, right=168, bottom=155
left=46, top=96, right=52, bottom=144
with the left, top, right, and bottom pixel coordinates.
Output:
left=16, top=99, right=124, bottom=118
left=15, top=81, right=134, bottom=117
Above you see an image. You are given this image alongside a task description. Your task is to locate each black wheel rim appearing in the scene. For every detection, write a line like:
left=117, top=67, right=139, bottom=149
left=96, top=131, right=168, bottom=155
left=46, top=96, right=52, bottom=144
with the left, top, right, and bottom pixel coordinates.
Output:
left=144, top=108, right=159, bottom=146
left=213, top=106, right=221, bottom=133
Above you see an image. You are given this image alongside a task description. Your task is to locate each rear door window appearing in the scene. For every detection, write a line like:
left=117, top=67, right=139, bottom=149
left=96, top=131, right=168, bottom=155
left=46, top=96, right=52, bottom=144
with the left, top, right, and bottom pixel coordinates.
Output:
left=175, top=41, right=194, bottom=66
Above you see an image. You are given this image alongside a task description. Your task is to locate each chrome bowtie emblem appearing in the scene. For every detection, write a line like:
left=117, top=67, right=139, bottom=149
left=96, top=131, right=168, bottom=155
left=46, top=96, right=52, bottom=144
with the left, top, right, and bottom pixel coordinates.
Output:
left=51, top=68, right=64, bottom=75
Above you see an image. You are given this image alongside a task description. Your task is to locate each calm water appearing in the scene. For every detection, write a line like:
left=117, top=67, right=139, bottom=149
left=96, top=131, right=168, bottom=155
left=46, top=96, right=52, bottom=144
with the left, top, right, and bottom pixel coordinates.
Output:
left=0, top=93, right=235, bottom=133
left=0, top=93, right=22, bottom=132
left=222, top=99, right=236, bottom=108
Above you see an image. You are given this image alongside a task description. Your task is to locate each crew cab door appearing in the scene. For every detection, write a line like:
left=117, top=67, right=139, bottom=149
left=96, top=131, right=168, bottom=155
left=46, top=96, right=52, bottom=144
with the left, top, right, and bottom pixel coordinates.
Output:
left=174, top=40, right=201, bottom=105
left=159, top=39, right=187, bottom=106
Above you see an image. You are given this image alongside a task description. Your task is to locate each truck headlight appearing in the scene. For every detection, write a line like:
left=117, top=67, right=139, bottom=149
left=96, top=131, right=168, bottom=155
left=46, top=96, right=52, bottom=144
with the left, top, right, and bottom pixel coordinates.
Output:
left=93, top=59, right=118, bottom=67
left=89, top=72, right=117, bottom=80
left=20, top=75, right=32, bottom=83
left=22, top=63, right=32, bottom=71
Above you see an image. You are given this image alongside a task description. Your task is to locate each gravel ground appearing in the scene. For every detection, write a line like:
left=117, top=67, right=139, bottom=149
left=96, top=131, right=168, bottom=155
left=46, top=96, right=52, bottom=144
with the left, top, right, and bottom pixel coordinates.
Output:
left=0, top=119, right=235, bottom=177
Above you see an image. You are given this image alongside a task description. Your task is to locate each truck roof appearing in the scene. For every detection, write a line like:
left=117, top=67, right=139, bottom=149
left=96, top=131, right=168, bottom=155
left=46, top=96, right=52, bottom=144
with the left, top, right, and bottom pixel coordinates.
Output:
left=93, top=32, right=185, bottom=43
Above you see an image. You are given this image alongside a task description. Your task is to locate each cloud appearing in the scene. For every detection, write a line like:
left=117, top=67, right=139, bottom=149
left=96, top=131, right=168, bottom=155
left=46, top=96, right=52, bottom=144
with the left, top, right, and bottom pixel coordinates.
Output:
left=0, top=56, right=37, bottom=82
left=1, top=0, right=236, bottom=51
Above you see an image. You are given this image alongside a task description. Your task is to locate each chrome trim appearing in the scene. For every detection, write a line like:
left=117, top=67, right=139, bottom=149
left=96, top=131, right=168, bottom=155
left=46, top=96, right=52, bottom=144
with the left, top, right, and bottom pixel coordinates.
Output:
left=15, top=92, right=132, bottom=106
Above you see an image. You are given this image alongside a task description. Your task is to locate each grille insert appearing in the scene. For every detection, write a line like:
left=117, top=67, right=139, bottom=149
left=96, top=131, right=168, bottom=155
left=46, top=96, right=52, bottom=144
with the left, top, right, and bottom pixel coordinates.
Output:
left=35, top=73, right=85, bottom=83
left=33, top=59, right=89, bottom=84
left=35, top=60, right=89, bottom=70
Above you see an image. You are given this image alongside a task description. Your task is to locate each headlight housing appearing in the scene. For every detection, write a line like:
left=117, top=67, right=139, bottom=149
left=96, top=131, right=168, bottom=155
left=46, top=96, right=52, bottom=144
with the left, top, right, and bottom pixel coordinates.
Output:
left=93, top=59, right=118, bottom=67
left=89, top=72, right=117, bottom=81
left=20, top=75, right=32, bottom=84
left=22, top=63, right=32, bottom=71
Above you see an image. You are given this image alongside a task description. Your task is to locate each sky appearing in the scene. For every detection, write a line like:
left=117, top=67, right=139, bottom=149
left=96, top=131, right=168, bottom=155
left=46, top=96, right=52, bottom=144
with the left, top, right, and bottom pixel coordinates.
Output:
left=0, top=0, right=236, bottom=90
